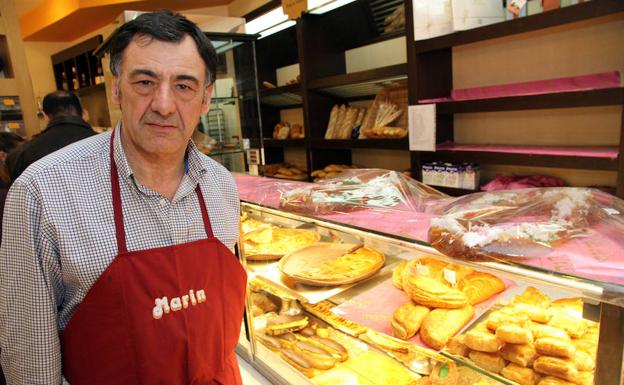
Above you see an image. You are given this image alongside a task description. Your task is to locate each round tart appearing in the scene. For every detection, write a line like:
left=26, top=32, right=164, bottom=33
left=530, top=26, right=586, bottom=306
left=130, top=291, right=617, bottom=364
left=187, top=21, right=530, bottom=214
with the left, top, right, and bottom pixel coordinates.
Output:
left=243, top=227, right=320, bottom=261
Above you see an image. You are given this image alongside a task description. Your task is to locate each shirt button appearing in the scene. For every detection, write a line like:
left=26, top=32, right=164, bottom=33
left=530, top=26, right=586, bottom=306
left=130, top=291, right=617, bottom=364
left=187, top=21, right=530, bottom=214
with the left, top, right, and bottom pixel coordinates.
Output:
left=159, top=199, right=167, bottom=207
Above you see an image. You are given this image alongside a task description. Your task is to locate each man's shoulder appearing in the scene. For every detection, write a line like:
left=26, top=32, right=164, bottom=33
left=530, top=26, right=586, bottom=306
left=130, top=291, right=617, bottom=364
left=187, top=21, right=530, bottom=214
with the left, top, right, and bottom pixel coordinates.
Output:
left=16, top=132, right=110, bottom=184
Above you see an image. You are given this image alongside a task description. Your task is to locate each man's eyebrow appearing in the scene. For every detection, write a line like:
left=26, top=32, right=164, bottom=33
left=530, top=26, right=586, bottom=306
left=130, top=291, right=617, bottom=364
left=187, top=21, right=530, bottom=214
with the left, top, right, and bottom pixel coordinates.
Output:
left=129, top=68, right=158, bottom=78
left=175, top=74, right=200, bottom=85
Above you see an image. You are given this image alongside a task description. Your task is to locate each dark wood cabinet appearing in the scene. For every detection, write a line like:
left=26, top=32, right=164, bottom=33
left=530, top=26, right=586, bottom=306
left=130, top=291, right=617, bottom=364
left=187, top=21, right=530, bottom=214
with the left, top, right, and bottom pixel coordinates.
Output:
left=51, top=35, right=104, bottom=93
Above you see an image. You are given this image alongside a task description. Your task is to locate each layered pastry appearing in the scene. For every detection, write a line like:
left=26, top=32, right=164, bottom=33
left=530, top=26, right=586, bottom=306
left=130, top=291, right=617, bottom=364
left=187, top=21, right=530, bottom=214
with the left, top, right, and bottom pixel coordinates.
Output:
left=391, top=301, right=430, bottom=340
left=403, top=275, right=468, bottom=309
left=266, top=315, right=309, bottom=335
left=468, top=351, right=505, bottom=373
left=463, top=330, right=502, bottom=353
left=495, top=324, right=534, bottom=345
left=534, top=337, right=576, bottom=359
left=243, top=227, right=320, bottom=260
left=499, top=343, right=537, bottom=367
left=501, top=363, right=540, bottom=385
left=457, top=272, right=506, bottom=305
left=420, top=305, right=475, bottom=350
left=533, top=356, right=579, bottom=383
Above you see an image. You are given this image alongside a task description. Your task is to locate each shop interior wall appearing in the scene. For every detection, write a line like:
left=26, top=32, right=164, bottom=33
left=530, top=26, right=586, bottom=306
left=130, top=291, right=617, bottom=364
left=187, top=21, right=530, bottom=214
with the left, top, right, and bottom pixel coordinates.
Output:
left=453, top=15, right=624, bottom=188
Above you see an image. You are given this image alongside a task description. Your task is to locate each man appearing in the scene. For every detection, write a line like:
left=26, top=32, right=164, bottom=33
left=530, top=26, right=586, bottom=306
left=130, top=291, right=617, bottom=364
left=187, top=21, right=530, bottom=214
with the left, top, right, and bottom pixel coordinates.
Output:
left=7, top=90, right=95, bottom=181
left=0, top=10, right=246, bottom=385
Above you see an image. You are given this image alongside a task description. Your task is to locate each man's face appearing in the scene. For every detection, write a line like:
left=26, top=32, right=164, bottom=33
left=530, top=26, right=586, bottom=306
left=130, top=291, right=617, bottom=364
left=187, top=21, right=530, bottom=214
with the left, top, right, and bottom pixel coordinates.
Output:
left=111, top=34, right=212, bottom=157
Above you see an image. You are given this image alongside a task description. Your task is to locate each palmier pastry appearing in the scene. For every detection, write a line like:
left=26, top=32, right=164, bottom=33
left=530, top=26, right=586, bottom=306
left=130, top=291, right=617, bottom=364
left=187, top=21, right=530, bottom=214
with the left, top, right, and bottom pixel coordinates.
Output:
left=392, top=261, right=407, bottom=290
left=457, top=271, right=505, bottom=305
left=420, top=305, right=474, bottom=350
left=501, top=363, right=540, bottom=385
left=496, top=324, right=534, bottom=345
left=533, top=356, right=578, bottom=383
left=535, top=337, right=576, bottom=359
left=403, top=275, right=468, bottom=308
left=463, top=330, right=502, bottom=353
left=468, top=351, right=505, bottom=373
left=391, top=301, right=430, bottom=340
left=266, top=315, right=308, bottom=335
left=500, top=343, right=537, bottom=367
left=513, top=303, right=553, bottom=323
left=548, top=313, right=586, bottom=338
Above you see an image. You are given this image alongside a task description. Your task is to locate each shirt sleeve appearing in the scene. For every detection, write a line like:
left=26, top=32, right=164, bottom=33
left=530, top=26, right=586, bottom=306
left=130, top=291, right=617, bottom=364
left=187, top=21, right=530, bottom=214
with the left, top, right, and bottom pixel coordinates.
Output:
left=0, top=180, right=64, bottom=385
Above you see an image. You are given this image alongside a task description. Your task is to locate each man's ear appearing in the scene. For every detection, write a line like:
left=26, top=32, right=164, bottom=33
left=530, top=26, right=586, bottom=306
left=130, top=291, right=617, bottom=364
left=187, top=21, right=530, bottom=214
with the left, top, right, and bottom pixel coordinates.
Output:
left=200, top=84, right=213, bottom=115
left=111, top=76, right=121, bottom=105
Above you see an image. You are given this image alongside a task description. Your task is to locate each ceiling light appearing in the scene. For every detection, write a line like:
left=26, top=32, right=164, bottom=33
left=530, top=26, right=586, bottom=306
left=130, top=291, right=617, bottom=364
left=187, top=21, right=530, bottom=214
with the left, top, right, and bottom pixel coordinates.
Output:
left=259, top=20, right=297, bottom=39
left=309, top=0, right=358, bottom=14
left=246, top=7, right=289, bottom=35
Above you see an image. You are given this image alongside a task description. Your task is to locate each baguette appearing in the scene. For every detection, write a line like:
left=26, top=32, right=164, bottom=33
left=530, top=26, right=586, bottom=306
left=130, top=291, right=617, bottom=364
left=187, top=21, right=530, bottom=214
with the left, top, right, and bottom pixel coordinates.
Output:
left=325, top=105, right=340, bottom=139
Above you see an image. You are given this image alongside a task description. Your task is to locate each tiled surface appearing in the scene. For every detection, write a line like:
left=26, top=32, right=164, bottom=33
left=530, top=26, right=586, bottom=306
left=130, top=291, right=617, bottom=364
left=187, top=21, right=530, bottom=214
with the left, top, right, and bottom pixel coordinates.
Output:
left=238, top=355, right=274, bottom=385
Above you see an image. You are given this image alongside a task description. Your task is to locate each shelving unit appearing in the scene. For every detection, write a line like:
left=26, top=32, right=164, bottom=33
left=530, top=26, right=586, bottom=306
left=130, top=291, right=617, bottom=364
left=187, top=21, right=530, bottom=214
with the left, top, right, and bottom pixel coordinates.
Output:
left=405, top=0, right=624, bottom=199
left=51, top=35, right=105, bottom=93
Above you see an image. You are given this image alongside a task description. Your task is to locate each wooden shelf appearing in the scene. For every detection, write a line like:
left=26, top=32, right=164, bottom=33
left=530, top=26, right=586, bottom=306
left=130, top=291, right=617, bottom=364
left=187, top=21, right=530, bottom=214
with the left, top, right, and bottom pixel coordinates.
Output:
left=346, top=30, right=406, bottom=50
left=260, top=84, right=303, bottom=107
left=422, top=144, right=619, bottom=171
left=434, top=87, right=624, bottom=114
left=414, top=0, right=624, bottom=53
left=310, top=138, right=409, bottom=150
left=263, top=139, right=307, bottom=148
left=309, top=64, right=407, bottom=99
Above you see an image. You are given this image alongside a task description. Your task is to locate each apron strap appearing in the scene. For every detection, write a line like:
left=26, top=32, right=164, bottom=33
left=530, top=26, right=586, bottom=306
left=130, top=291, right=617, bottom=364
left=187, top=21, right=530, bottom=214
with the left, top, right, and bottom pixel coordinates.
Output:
left=109, top=131, right=216, bottom=254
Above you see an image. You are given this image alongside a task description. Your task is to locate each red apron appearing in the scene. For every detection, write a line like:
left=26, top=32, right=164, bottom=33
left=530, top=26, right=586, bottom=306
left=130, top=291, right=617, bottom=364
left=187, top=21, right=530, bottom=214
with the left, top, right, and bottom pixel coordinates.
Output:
left=61, top=132, right=247, bottom=385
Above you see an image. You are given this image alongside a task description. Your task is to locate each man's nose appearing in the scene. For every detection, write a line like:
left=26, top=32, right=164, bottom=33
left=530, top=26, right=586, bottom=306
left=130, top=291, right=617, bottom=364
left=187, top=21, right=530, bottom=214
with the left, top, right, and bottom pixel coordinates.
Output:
left=150, top=83, right=176, bottom=116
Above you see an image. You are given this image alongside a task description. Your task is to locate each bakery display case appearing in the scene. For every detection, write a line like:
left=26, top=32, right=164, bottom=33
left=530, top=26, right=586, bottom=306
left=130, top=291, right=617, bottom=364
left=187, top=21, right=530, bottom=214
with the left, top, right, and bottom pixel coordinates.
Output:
left=235, top=173, right=624, bottom=385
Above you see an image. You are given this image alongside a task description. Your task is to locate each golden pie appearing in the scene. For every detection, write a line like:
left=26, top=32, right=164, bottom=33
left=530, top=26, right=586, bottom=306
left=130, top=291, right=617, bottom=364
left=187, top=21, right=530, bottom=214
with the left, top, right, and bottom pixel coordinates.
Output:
left=281, top=245, right=385, bottom=285
left=243, top=227, right=320, bottom=261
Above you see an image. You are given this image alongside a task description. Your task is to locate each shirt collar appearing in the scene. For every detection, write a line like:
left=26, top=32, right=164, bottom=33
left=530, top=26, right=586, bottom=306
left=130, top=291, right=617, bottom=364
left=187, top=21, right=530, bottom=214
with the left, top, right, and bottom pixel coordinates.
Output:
left=112, top=122, right=208, bottom=185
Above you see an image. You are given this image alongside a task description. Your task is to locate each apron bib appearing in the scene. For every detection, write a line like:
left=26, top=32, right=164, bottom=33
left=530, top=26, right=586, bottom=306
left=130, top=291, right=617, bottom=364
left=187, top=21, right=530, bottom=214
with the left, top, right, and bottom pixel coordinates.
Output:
left=61, top=131, right=247, bottom=385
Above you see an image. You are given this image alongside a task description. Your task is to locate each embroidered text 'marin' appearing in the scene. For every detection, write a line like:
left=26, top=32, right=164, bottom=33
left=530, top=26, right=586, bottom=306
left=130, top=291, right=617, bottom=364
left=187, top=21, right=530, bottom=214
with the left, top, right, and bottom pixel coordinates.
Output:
left=152, top=289, right=206, bottom=320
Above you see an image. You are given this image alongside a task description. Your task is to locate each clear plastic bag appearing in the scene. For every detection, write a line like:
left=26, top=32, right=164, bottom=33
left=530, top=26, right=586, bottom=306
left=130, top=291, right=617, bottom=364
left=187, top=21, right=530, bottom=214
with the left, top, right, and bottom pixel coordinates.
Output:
left=278, top=169, right=448, bottom=214
left=428, top=187, right=624, bottom=260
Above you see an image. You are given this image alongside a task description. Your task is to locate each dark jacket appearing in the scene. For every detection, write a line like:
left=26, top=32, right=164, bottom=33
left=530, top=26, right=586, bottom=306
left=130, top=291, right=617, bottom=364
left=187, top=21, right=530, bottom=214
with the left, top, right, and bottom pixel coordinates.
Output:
left=7, top=115, right=96, bottom=181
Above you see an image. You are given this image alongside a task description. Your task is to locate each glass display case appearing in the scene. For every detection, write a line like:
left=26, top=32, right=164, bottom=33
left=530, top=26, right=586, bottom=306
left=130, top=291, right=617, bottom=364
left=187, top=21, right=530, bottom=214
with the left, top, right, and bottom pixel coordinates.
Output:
left=196, top=32, right=261, bottom=173
left=235, top=175, right=623, bottom=385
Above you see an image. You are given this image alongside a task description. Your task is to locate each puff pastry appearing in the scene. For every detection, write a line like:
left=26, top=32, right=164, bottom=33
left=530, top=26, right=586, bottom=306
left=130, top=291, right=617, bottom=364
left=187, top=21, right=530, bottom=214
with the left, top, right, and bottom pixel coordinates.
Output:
left=446, top=335, right=470, bottom=357
left=469, top=350, right=505, bottom=373
left=496, top=324, right=534, bottom=345
left=573, top=350, right=594, bottom=371
left=513, top=303, right=553, bottom=323
left=392, top=261, right=407, bottom=290
left=390, top=300, right=430, bottom=340
left=486, top=310, right=529, bottom=331
left=403, top=275, right=468, bottom=308
left=457, top=271, right=505, bottom=305
left=548, top=313, right=586, bottom=338
left=530, top=324, right=570, bottom=341
left=537, top=377, right=577, bottom=385
left=533, top=356, right=578, bottom=383
left=550, top=298, right=584, bottom=319
left=535, top=337, right=576, bottom=359
left=420, top=305, right=474, bottom=350
left=500, top=343, right=537, bottom=367
left=501, top=363, right=540, bottom=385
left=463, top=330, right=502, bottom=353
left=513, top=286, right=552, bottom=308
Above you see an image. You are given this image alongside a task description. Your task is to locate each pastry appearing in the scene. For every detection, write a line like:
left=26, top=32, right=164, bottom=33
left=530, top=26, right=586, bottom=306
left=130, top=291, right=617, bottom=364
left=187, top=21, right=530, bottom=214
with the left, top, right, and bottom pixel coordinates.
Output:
left=500, top=343, right=537, bottom=367
left=550, top=298, right=584, bottom=319
left=420, top=305, right=475, bottom=350
left=571, top=339, right=596, bottom=359
left=533, top=356, right=578, bottom=383
left=513, top=303, right=553, bottom=323
left=391, top=301, right=430, bottom=340
left=273, top=122, right=290, bottom=139
left=496, top=324, right=534, bottom=345
left=501, top=363, right=540, bottom=385
left=535, top=337, right=576, bottom=359
left=392, top=261, right=407, bottom=289
left=577, top=371, right=594, bottom=385
left=530, top=324, right=570, bottom=341
left=364, top=329, right=410, bottom=353
left=457, top=271, right=505, bottom=305
left=463, top=330, right=502, bottom=353
left=573, top=350, right=594, bottom=371
left=486, top=310, right=529, bottom=331
left=301, top=301, right=367, bottom=337
left=538, top=377, right=577, bottom=385
left=438, top=263, right=474, bottom=285
left=307, top=335, right=348, bottom=362
left=403, top=275, right=468, bottom=309
left=400, top=257, right=448, bottom=284
left=244, top=227, right=320, bottom=260
left=293, top=340, right=336, bottom=370
left=266, top=315, right=309, bottom=335
left=280, top=348, right=319, bottom=378
left=251, top=292, right=277, bottom=314
left=513, top=286, right=552, bottom=308
left=549, top=313, right=587, bottom=338
left=290, top=123, right=305, bottom=139
left=256, top=333, right=283, bottom=351
left=468, top=350, right=505, bottom=373
left=446, top=335, right=470, bottom=357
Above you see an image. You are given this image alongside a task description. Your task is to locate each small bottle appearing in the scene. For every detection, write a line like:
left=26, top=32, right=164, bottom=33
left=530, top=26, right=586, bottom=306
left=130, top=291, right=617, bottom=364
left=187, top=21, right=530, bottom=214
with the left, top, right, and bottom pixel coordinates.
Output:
left=71, top=67, right=79, bottom=89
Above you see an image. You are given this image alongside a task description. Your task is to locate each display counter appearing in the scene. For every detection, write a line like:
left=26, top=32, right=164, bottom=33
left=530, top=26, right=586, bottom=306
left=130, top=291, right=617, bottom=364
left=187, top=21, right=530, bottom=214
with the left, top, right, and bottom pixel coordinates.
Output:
left=234, top=173, right=624, bottom=385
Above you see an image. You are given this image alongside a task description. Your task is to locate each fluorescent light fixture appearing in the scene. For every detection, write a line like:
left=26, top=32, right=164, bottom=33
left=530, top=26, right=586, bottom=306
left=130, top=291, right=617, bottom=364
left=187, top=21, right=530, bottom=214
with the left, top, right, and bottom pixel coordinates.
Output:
left=259, top=20, right=296, bottom=39
left=246, top=7, right=289, bottom=35
left=309, top=0, right=357, bottom=14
